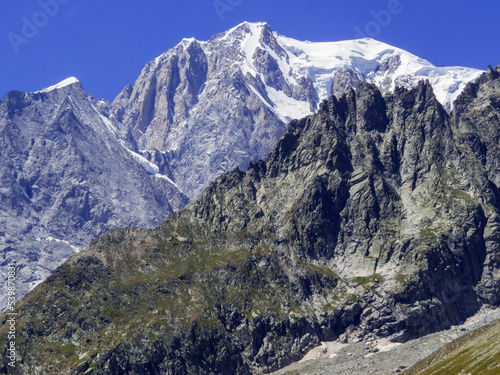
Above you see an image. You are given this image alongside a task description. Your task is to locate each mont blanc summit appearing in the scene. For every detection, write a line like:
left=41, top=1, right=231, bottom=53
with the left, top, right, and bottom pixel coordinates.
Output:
left=113, top=22, right=483, bottom=199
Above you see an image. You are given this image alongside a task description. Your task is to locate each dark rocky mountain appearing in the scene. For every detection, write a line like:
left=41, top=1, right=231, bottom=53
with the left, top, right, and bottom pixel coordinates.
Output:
left=2, top=65, right=499, bottom=374
left=0, top=79, right=188, bottom=312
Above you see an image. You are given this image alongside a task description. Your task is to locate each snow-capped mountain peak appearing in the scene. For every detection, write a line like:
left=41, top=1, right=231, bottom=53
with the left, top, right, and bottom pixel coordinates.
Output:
left=113, top=21, right=484, bottom=200
left=274, top=34, right=482, bottom=110
left=206, top=21, right=483, bottom=113
left=215, top=21, right=269, bottom=42
left=36, top=77, right=81, bottom=93
left=148, top=21, right=478, bottom=112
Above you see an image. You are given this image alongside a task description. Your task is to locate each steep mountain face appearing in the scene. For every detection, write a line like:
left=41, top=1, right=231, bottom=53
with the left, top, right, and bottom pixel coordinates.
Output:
left=0, top=79, right=188, bottom=311
left=3, top=66, right=499, bottom=374
left=452, top=66, right=500, bottom=306
left=113, top=21, right=483, bottom=199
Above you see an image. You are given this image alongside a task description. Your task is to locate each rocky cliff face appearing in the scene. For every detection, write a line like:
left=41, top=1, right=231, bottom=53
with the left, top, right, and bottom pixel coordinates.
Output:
left=113, top=21, right=482, bottom=199
left=452, top=66, right=500, bottom=306
left=0, top=79, right=188, bottom=312
left=112, top=23, right=299, bottom=199
left=2, top=66, right=499, bottom=374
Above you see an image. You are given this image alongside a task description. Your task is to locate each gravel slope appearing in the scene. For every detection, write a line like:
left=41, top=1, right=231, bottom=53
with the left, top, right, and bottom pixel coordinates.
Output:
left=272, top=307, right=500, bottom=375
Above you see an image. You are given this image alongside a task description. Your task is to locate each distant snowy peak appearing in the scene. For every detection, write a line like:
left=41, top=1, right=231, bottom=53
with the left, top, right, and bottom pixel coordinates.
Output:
left=274, top=35, right=483, bottom=111
left=204, top=21, right=483, bottom=112
left=113, top=21, right=485, bottom=199
left=36, top=77, right=81, bottom=93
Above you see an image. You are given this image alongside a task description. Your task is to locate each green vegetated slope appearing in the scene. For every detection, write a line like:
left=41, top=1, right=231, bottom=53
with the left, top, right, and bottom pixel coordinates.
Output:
left=1, top=65, right=500, bottom=374
left=404, top=318, right=500, bottom=375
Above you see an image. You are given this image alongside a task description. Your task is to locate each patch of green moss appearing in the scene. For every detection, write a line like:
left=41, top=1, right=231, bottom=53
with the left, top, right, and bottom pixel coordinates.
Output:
left=45, top=342, right=77, bottom=358
left=446, top=186, right=474, bottom=203
left=322, top=302, right=335, bottom=311
left=353, top=273, right=385, bottom=286
left=347, top=294, right=359, bottom=303
left=304, top=263, right=339, bottom=280
left=419, top=227, right=437, bottom=239
left=395, top=272, right=410, bottom=285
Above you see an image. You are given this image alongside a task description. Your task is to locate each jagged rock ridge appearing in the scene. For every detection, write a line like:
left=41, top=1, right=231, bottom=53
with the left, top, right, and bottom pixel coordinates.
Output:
left=2, top=65, right=499, bottom=374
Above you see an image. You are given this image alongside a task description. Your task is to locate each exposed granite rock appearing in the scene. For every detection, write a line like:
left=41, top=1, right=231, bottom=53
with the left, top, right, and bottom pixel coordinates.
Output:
left=331, top=69, right=362, bottom=99
left=0, top=81, right=188, bottom=312
left=452, top=64, right=500, bottom=306
left=112, top=23, right=296, bottom=199
left=113, top=22, right=482, bottom=199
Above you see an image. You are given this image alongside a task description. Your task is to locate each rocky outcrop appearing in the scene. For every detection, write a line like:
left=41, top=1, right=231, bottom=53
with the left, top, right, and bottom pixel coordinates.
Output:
left=452, top=64, right=500, bottom=306
left=2, top=65, right=499, bottom=374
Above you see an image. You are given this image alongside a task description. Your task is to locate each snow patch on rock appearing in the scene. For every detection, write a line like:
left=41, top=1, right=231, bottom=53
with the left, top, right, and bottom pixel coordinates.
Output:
left=36, top=77, right=80, bottom=93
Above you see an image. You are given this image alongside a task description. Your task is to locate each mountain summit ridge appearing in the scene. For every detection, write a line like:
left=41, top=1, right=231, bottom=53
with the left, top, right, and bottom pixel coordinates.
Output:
left=0, top=79, right=188, bottom=311
left=112, top=21, right=483, bottom=199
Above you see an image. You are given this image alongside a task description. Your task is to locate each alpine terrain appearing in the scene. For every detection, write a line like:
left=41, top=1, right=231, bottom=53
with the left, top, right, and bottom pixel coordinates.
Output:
left=0, top=22, right=484, bottom=312
left=0, top=79, right=188, bottom=311
left=1, top=63, right=499, bottom=374
left=112, top=21, right=483, bottom=199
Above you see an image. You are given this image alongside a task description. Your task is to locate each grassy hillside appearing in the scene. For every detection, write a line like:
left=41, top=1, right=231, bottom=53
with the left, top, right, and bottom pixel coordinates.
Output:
left=405, top=319, right=500, bottom=375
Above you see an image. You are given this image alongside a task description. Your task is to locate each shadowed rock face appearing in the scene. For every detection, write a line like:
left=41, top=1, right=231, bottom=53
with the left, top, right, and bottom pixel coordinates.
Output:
left=2, top=66, right=499, bottom=374
left=0, top=81, right=188, bottom=311
left=452, top=65, right=500, bottom=306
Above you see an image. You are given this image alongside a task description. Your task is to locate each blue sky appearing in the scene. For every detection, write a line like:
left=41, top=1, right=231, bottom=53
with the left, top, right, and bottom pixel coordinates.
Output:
left=1, top=0, right=499, bottom=101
